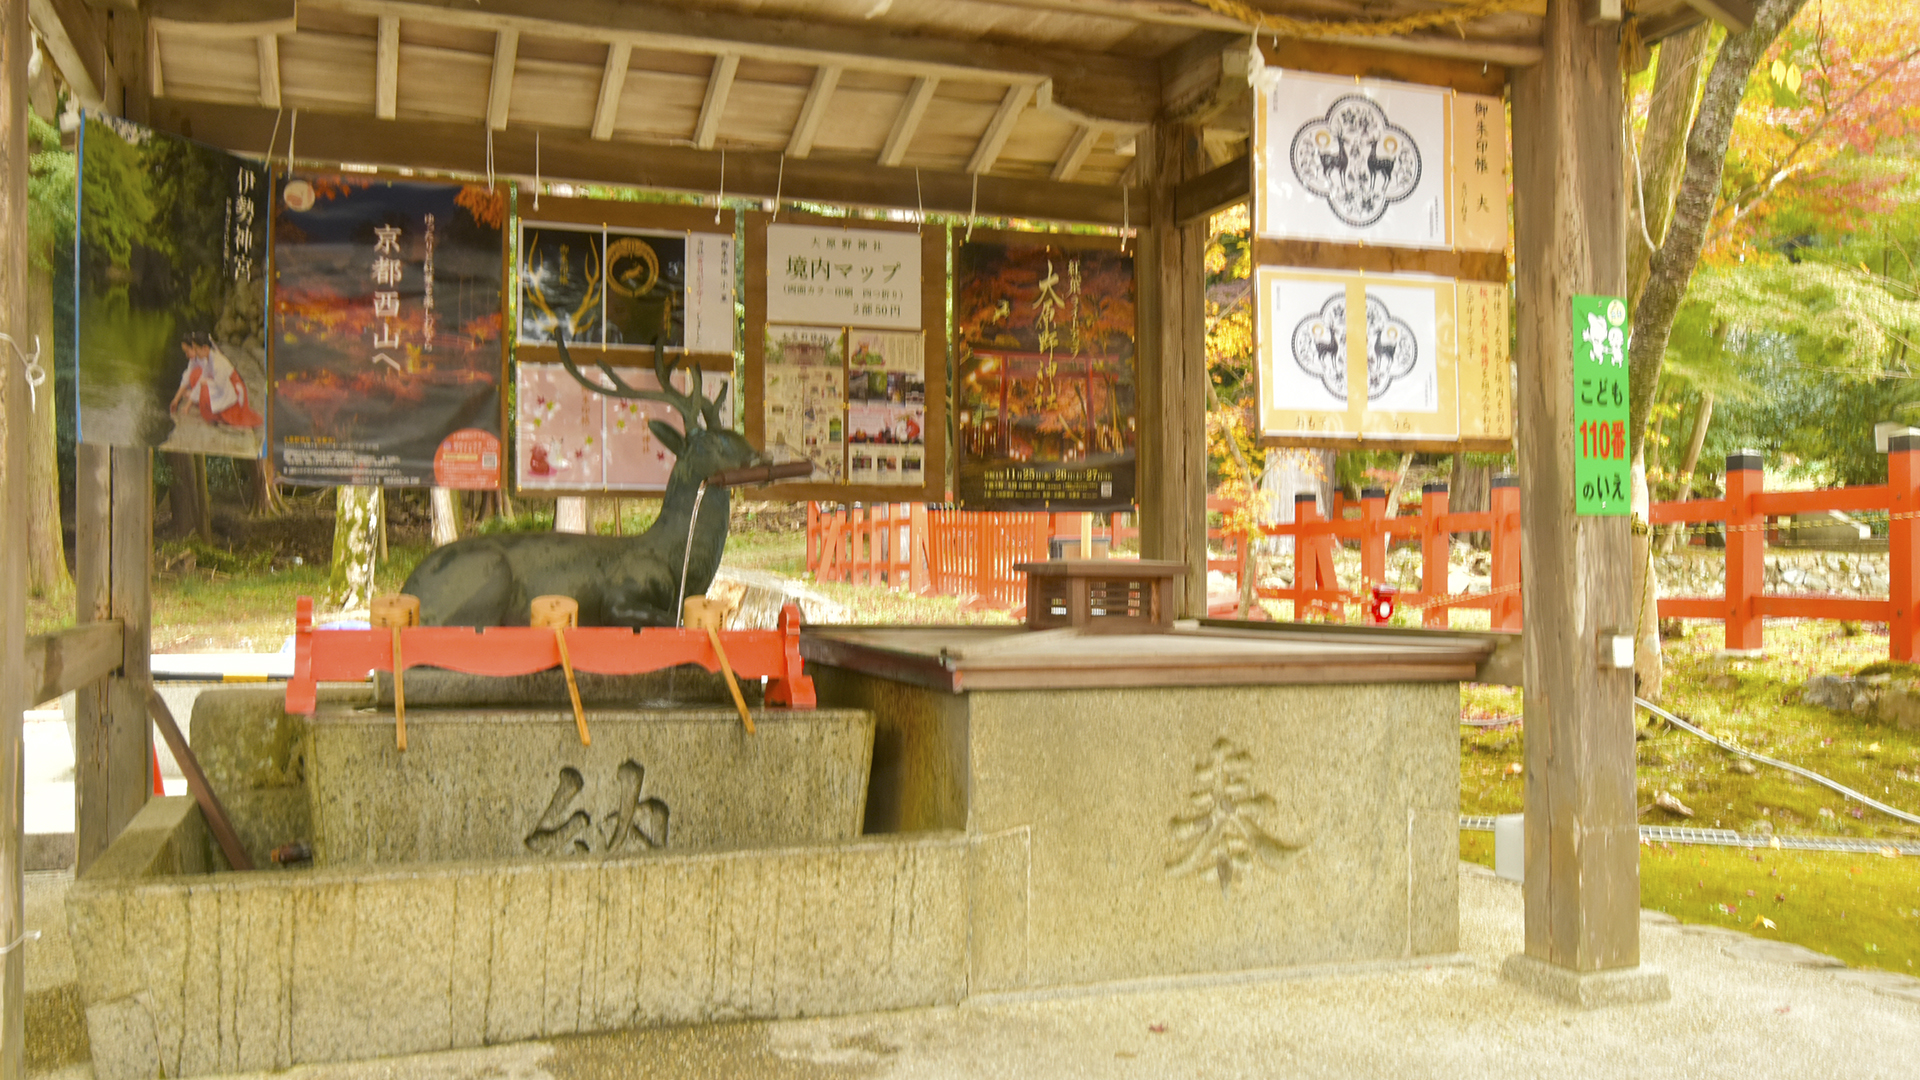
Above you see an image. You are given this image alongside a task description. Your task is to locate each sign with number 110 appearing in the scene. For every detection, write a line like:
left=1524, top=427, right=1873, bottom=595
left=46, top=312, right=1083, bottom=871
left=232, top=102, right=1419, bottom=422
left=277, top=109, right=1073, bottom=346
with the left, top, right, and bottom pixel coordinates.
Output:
left=1572, top=295, right=1630, bottom=515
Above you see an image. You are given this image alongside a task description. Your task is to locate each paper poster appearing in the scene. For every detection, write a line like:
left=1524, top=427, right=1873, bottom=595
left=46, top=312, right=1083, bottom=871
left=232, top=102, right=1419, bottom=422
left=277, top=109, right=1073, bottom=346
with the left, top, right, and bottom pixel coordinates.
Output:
left=1258, top=266, right=1466, bottom=442
left=516, top=362, right=732, bottom=491
left=763, top=325, right=845, bottom=483
left=1256, top=70, right=1450, bottom=249
left=847, top=331, right=927, bottom=487
left=954, top=240, right=1136, bottom=510
left=1573, top=295, right=1631, bottom=515
left=1457, top=282, right=1512, bottom=441
left=271, top=175, right=504, bottom=487
left=1452, top=94, right=1510, bottom=253
left=766, top=225, right=920, bottom=329
left=76, top=114, right=269, bottom=456
left=519, top=222, right=735, bottom=352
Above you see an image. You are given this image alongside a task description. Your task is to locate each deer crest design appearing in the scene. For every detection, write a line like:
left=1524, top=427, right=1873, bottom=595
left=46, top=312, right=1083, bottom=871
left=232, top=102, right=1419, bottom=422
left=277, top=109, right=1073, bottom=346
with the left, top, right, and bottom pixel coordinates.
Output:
left=403, top=335, right=761, bottom=627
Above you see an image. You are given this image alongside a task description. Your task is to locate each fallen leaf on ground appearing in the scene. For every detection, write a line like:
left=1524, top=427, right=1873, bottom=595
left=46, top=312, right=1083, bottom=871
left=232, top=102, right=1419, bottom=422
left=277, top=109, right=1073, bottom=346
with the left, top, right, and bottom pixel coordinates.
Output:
left=1750, top=915, right=1776, bottom=930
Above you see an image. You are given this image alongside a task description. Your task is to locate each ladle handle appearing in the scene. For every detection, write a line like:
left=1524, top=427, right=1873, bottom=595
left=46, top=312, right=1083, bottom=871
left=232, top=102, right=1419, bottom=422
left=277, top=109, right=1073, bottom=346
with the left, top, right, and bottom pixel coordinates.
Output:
left=709, top=461, right=815, bottom=488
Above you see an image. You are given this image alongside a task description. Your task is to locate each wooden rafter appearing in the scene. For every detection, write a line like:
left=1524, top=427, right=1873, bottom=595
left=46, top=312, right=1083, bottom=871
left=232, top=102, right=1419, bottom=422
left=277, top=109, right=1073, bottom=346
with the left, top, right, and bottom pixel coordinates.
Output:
left=256, top=33, right=280, bottom=108
left=486, top=28, right=517, bottom=131
left=694, top=53, right=738, bottom=151
left=309, top=0, right=1157, bottom=124
left=591, top=41, right=629, bottom=141
left=1051, top=124, right=1099, bottom=183
left=26, top=0, right=104, bottom=107
left=969, top=83, right=1033, bottom=175
left=374, top=14, right=399, bottom=120
left=148, top=19, right=165, bottom=99
left=879, top=75, right=938, bottom=167
left=786, top=64, right=841, bottom=159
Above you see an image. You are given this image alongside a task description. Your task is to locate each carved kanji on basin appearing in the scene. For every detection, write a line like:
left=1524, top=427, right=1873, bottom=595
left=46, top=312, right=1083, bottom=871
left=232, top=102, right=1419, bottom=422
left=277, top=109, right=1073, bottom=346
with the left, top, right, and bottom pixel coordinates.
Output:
left=1166, top=737, right=1305, bottom=892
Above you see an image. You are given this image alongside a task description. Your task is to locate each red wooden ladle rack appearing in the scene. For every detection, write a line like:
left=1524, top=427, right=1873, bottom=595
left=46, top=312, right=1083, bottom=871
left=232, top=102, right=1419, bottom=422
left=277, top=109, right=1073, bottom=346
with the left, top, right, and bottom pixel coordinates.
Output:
left=285, top=596, right=815, bottom=715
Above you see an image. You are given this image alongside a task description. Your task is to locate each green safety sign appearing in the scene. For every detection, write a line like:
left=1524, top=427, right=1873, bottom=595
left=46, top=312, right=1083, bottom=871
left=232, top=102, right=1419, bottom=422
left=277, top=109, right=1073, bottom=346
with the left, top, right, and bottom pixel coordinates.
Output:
left=1573, top=294, right=1630, bottom=516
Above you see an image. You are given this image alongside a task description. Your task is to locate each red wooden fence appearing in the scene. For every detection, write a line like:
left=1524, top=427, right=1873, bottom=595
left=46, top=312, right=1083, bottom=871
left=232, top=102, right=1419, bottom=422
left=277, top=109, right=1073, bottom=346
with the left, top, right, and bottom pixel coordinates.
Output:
left=804, top=445, right=1918, bottom=659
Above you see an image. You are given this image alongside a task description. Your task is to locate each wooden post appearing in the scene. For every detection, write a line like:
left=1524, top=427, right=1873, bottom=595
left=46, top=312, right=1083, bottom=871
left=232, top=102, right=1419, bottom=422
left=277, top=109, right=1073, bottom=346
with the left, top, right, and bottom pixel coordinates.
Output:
left=1421, top=483, right=1451, bottom=628
left=1722, top=451, right=1765, bottom=653
left=1889, top=437, right=1920, bottom=662
left=2, top=0, right=33, bottom=1061
left=1358, top=486, right=1388, bottom=590
left=910, top=502, right=930, bottom=594
left=1505, top=0, right=1664, bottom=1002
left=1136, top=118, right=1208, bottom=617
left=1490, top=476, right=1522, bottom=632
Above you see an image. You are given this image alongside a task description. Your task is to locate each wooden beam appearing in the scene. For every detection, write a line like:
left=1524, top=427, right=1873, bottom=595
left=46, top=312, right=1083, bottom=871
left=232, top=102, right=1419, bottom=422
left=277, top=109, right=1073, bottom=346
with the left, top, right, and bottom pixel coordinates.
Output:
left=486, top=27, right=516, bottom=131
left=149, top=0, right=296, bottom=37
left=1262, top=38, right=1510, bottom=95
left=879, top=74, right=936, bottom=167
left=146, top=17, right=163, bottom=99
left=693, top=52, right=736, bottom=151
left=1173, top=153, right=1248, bottom=224
left=786, top=64, right=840, bottom=159
left=1051, top=124, right=1098, bottom=182
left=1507, top=0, right=1653, bottom=988
left=310, top=0, right=1157, bottom=124
left=968, top=82, right=1032, bottom=175
left=590, top=40, right=628, bottom=141
left=1584, top=0, right=1623, bottom=24
left=1136, top=120, right=1209, bottom=617
left=374, top=14, right=398, bottom=120
left=23, top=622, right=124, bottom=706
left=154, top=97, right=1150, bottom=225
left=27, top=0, right=104, bottom=107
left=1683, top=0, right=1752, bottom=32
left=3, top=0, right=37, bottom=1066
left=255, top=31, right=280, bottom=108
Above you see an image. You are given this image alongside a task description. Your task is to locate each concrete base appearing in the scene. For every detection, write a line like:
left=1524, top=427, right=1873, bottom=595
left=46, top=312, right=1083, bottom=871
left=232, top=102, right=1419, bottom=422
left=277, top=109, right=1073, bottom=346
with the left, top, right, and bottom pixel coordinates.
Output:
left=1500, top=953, right=1671, bottom=1009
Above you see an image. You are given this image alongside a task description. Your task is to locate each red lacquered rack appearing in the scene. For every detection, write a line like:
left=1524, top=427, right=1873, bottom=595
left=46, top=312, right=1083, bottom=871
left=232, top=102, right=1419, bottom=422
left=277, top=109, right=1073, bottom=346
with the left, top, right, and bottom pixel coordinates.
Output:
left=286, top=596, right=815, bottom=714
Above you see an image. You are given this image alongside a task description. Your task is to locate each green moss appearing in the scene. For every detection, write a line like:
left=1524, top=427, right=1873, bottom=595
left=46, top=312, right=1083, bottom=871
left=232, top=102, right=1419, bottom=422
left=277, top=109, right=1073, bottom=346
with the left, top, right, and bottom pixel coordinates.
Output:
left=1855, top=660, right=1920, bottom=680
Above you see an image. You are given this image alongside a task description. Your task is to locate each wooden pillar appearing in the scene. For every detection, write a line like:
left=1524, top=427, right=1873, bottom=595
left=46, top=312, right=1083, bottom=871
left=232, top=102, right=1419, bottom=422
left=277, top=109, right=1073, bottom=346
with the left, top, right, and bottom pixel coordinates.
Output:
left=1504, top=0, right=1666, bottom=1002
left=1136, top=119, right=1207, bottom=617
left=1, top=0, right=33, bottom=1063
left=74, top=447, right=153, bottom=873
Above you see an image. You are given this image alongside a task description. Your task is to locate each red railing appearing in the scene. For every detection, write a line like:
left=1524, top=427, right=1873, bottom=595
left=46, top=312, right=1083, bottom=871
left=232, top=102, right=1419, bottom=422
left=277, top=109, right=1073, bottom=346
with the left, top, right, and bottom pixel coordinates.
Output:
left=804, top=447, right=1916, bottom=659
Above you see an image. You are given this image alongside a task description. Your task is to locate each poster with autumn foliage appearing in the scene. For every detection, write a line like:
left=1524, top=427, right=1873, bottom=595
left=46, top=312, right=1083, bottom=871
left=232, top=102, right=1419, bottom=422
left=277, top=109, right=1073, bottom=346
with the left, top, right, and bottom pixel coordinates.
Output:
left=271, top=175, right=505, bottom=487
left=954, top=236, right=1136, bottom=510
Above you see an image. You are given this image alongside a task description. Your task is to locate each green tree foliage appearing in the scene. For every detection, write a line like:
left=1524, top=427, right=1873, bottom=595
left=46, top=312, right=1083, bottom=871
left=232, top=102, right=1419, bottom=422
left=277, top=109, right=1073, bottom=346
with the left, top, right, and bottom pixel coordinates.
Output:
left=27, top=113, right=73, bottom=271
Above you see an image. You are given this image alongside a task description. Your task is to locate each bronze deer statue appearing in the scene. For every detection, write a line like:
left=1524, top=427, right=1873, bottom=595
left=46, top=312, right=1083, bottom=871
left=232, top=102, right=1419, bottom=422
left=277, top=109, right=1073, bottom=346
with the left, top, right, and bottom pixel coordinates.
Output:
left=404, top=337, right=792, bottom=628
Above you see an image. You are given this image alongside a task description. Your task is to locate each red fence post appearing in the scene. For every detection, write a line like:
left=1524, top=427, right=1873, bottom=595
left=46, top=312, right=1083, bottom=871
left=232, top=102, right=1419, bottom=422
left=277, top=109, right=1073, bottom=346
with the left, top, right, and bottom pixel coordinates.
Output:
left=1891, top=436, right=1920, bottom=661
left=1421, top=482, right=1450, bottom=629
left=911, top=504, right=930, bottom=594
left=1490, top=475, right=1521, bottom=631
left=1723, top=450, right=1765, bottom=652
left=1359, top=486, right=1388, bottom=591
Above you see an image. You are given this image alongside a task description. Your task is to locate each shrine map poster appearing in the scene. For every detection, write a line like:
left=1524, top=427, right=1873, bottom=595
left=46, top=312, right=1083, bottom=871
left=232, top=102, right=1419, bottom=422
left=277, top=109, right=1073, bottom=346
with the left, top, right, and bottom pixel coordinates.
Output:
left=515, top=363, right=733, bottom=492
left=955, top=236, right=1136, bottom=511
left=271, top=176, right=505, bottom=488
left=1258, top=266, right=1516, bottom=445
left=76, top=114, right=269, bottom=457
left=1253, top=68, right=1508, bottom=254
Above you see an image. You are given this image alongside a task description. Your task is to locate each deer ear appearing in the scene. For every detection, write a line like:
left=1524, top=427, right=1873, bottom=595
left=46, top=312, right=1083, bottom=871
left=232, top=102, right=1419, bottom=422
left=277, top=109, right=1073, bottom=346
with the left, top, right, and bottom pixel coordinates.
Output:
left=648, top=420, right=686, bottom=457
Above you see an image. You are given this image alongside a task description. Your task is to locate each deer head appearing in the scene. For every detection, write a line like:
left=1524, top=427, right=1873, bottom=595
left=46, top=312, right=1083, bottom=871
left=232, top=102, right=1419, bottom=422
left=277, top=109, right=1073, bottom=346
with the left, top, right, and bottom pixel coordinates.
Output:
left=551, top=332, right=759, bottom=484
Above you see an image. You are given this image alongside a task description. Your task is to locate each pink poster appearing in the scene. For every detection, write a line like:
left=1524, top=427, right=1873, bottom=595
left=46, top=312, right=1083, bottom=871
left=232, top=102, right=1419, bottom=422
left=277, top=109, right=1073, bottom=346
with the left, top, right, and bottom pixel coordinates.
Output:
left=516, top=362, right=731, bottom=492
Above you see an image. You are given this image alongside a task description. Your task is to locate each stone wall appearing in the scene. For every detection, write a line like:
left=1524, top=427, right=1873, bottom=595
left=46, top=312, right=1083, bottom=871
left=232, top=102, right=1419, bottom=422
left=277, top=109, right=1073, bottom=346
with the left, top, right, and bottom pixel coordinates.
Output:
left=69, top=810, right=968, bottom=1080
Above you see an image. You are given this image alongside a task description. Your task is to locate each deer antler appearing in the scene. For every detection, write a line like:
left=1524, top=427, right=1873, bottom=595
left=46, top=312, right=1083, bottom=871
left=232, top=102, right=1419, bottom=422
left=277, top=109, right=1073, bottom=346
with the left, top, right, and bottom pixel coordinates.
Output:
left=552, top=332, right=700, bottom=430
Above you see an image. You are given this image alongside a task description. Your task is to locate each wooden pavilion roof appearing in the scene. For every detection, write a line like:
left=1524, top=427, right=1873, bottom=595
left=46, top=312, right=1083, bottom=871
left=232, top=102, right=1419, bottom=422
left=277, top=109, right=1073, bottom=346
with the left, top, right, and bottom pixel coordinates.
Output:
left=32, top=0, right=1747, bottom=222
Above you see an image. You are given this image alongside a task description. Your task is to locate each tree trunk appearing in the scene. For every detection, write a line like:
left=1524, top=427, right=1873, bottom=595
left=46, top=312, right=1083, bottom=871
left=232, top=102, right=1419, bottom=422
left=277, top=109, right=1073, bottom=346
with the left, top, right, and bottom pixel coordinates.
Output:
left=1449, top=455, right=1492, bottom=548
left=554, top=496, right=588, bottom=534
left=25, top=268, right=69, bottom=600
left=1660, top=390, right=1715, bottom=553
left=1630, top=451, right=1663, bottom=700
left=325, top=485, right=383, bottom=613
left=430, top=487, right=462, bottom=547
left=1627, top=0, right=1811, bottom=460
left=1628, top=25, right=1711, bottom=308
left=162, top=452, right=212, bottom=543
left=242, top=458, right=283, bottom=516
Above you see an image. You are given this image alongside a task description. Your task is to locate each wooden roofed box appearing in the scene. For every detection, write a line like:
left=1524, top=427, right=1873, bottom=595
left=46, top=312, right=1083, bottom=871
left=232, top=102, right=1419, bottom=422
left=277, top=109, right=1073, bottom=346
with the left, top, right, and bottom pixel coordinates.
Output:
left=1017, top=558, right=1181, bottom=634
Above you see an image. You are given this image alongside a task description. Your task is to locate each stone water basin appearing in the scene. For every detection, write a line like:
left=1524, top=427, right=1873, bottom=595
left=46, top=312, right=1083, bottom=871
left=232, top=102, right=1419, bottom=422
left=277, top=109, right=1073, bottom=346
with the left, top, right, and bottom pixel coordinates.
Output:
left=67, top=686, right=969, bottom=1080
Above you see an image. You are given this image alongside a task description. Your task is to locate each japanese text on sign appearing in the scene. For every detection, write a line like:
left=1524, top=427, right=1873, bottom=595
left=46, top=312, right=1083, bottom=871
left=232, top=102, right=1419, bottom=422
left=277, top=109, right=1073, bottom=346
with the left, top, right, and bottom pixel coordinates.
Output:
left=766, top=224, right=921, bottom=330
left=1573, top=295, right=1630, bottom=515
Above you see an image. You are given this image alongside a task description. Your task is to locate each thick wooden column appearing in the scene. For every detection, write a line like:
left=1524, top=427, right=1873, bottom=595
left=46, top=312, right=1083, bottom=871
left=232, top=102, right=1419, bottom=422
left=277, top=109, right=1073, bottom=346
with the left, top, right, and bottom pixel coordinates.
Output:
left=2, top=0, right=34, bottom=1064
left=1136, top=119, right=1208, bottom=616
left=74, top=446, right=153, bottom=873
left=1505, top=0, right=1665, bottom=1001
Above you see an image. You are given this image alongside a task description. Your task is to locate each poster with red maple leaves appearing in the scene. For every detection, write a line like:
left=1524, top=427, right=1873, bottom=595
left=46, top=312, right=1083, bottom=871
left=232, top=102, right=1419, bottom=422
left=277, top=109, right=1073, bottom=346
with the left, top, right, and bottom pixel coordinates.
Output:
left=954, top=235, right=1136, bottom=510
left=271, top=175, right=505, bottom=487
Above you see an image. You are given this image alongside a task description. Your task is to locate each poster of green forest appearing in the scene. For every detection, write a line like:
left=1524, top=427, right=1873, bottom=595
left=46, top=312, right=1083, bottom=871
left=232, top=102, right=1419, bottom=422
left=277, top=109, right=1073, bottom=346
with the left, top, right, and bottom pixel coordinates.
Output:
left=76, top=113, right=268, bottom=457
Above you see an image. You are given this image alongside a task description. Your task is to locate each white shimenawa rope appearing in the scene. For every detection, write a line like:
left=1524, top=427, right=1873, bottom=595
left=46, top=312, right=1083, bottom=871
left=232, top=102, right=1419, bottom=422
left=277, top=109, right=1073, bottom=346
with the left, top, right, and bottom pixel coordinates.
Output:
left=0, top=930, right=40, bottom=956
left=965, top=171, right=978, bottom=241
left=533, top=130, right=541, bottom=211
left=773, top=152, right=785, bottom=221
left=0, top=332, right=45, bottom=412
